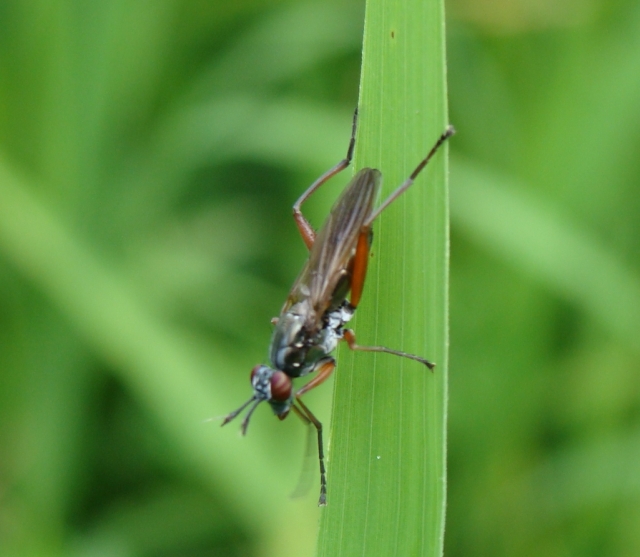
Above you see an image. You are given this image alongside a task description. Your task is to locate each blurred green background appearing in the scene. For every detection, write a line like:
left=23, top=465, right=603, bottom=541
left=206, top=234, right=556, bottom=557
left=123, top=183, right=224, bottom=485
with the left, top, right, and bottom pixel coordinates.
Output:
left=0, top=1, right=639, bottom=556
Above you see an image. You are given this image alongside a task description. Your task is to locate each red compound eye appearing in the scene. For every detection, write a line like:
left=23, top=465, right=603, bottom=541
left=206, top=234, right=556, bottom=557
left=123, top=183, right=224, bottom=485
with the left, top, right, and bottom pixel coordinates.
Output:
left=270, top=371, right=292, bottom=401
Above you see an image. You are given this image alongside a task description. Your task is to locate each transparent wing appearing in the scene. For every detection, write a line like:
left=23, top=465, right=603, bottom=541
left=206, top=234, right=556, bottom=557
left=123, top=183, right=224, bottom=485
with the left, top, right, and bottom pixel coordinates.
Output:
left=282, top=168, right=381, bottom=325
left=289, top=419, right=317, bottom=500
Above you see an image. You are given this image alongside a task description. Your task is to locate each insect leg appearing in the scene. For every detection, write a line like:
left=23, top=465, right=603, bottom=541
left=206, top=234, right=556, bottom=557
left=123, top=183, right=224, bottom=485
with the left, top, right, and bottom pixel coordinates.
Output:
left=349, top=226, right=373, bottom=308
left=292, top=110, right=358, bottom=250
left=290, top=358, right=335, bottom=504
left=294, top=358, right=336, bottom=397
left=292, top=398, right=327, bottom=506
left=363, top=125, right=455, bottom=228
left=343, top=329, right=435, bottom=370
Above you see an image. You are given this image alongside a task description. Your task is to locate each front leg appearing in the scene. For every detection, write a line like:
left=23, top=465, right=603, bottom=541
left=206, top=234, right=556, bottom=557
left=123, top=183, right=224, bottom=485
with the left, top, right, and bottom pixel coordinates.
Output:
left=294, top=358, right=336, bottom=397
left=291, top=398, right=328, bottom=506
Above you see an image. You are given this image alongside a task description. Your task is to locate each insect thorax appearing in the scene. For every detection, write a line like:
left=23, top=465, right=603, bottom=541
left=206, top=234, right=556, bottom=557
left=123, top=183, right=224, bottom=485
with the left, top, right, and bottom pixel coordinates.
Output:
left=270, top=300, right=355, bottom=378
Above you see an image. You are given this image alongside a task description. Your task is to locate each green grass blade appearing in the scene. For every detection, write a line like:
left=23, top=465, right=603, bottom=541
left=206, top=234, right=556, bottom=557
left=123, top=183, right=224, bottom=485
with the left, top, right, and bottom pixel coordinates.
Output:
left=317, top=0, right=451, bottom=555
left=451, top=158, right=640, bottom=356
left=0, top=158, right=318, bottom=555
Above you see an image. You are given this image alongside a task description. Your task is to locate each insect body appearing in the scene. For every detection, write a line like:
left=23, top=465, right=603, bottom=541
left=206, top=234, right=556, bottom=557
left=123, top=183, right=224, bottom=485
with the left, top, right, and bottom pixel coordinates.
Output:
left=222, top=112, right=455, bottom=505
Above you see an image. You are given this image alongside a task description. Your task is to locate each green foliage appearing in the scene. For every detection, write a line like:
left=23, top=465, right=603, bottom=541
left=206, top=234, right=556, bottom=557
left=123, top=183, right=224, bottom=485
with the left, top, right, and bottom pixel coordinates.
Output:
left=317, top=0, right=449, bottom=555
left=445, top=5, right=640, bottom=556
left=1, top=1, right=639, bottom=557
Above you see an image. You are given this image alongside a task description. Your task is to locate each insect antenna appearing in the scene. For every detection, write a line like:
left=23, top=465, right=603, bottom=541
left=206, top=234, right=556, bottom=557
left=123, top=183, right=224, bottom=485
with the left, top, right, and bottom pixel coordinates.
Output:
left=221, top=395, right=257, bottom=428
left=240, top=399, right=263, bottom=435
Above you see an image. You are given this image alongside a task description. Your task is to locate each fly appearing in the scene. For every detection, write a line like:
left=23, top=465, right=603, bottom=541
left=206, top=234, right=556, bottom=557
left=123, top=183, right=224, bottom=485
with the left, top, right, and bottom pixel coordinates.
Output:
left=222, top=111, right=455, bottom=506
